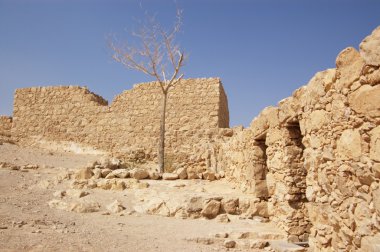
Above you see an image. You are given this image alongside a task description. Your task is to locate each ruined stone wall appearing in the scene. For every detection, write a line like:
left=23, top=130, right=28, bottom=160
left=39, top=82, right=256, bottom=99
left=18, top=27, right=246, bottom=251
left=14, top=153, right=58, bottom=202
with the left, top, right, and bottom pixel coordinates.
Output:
left=218, top=26, right=380, bottom=251
left=11, top=78, right=229, bottom=165
left=0, top=116, right=12, bottom=142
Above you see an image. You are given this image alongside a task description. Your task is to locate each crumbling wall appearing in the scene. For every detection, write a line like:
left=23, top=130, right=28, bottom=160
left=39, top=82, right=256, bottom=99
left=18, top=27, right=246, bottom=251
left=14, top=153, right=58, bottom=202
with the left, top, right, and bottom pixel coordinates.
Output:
left=11, top=78, right=229, bottom=165
left=218, top=26, right=380, bottom=251
left=0, top=116, right=12, bottom=142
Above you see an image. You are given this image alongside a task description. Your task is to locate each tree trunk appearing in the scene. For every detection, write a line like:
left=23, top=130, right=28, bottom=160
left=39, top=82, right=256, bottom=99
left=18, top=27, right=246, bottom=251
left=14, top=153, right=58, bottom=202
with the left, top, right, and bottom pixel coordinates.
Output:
left=158, top=91, right=167, bottom=173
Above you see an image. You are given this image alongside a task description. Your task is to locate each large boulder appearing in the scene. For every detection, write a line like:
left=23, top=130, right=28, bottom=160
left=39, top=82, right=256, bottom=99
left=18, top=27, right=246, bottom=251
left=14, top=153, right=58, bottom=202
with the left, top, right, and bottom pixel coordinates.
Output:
left=360, top=26, right=380, bottom=66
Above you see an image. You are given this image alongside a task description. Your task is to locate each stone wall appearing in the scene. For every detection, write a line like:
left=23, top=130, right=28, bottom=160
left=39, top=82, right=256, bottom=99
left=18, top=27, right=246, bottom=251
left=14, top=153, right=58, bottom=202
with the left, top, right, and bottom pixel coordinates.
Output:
left=0, top=116, right=12, bottom=142
left=4, top=24, right=380, bottom=252
left=11, top=78, right=229, bottom=166
left=217, top=26, right=380, bottom=251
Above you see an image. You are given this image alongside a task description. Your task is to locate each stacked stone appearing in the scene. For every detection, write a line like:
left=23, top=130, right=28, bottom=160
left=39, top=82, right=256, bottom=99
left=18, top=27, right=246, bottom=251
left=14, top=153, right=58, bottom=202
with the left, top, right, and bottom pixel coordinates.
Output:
left=217, top=26, right=380, bottom=251
left=0, top=116, right=12, bottom=142
left=11, top=78, right=229, bottom=169
left=299, top=27, right=380, bottom=251
left=265, top=125, right=310, bottom=243
left=12, top=86, right=110, bottom=149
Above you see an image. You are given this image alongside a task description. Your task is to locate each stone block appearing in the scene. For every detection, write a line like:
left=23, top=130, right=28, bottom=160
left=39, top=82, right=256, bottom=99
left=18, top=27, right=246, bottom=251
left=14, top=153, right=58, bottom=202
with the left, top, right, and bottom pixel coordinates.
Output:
left=349, top=85, right=380, bottom=118
left=360, top=25, right=380, bottom=66
left=337, top=129, right=362, bottom=160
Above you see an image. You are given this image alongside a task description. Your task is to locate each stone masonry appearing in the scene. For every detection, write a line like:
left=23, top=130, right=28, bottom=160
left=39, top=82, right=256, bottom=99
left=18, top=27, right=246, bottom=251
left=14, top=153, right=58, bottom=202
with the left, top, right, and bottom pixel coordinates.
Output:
left=216, top=26, right=380, bottom=251
left=10, top=78, right=229, bottom=168
left=1, top=26, right=380, bottom=252
left=0, top=116, right=12, bottom=142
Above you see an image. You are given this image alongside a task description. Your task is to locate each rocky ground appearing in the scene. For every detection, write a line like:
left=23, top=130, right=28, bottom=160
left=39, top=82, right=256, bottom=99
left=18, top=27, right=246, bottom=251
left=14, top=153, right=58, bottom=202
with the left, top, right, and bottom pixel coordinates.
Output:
left=0, top=142, right=306, bottom=252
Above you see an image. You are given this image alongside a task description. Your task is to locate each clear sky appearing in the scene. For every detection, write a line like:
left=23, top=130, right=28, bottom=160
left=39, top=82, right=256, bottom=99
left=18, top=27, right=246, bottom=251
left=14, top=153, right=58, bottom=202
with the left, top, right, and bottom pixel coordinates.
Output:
left=0, top=0, right=379, bottom=127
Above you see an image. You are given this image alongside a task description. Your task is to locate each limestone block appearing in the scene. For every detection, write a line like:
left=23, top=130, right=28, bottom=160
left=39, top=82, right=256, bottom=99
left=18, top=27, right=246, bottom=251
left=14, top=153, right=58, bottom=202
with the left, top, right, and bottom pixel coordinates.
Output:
left=373, top=187, right=380, bottom=215
left=162, top=173, right=179, bottom=180
left=74, top=167, right=94, bottom=180
left=278, top=97, right=297, bottom=124
left=373, top=163, right=380, bottom=179
left=348, top=85, right=380, bottom=118
left=106, top=200, right=125, bottom=213
left=69, top=201, right=101, bottom=213
left=337, top=129, right=362, bottom=160
left=100, top=168, right=112, bottom=178
left=248, top=201, right=268, bottom=217
left=202, top=171, right=216, bottom=181
left=221, top=198, right=239, bottom=215
left=253, top=180, right=269, bottom=198
left=250, top=114, right=268, bottom=138
left=201, top=200, right=220, bottom=219
left=360, top=234, right=380, bottom=252
left=130, top=169, right=149, bottom=180
left=111, top=169, right=129, bottom=179
left=266, top=172, right=276, bottom=196
left=370, top=126, right=380, bottom=162
left=148, top=171, right=161, bottom=180
left=360, top=26, right=380, bottom=66
left=303, top=110, right=329, bottom=134
left=266, top=128, right=283, bottom=145
left=265, top=107, right=280, bottom=128
left=335, top=47, right=365, bottom=89
left=301, top=69, right=336, bottom=110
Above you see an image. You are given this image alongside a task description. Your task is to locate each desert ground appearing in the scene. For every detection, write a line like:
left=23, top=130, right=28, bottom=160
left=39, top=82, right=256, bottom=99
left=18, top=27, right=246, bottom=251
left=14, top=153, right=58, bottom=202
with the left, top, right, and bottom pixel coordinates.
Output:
left=0, top=142, right=305, bottom=252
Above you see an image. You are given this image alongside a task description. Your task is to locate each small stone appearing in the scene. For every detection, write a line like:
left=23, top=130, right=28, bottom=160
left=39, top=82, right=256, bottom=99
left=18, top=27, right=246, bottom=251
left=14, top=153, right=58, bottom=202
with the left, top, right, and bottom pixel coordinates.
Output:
left=111, top=169, right=130, bottom=179
left=130, top=169, right=149, bottom=180
left=222, top=198, right=239, bottom=214
left=69, top=202, right=101, bottom=213
left=171, top=182, right=186, bottom=188
left=187, top=171, right=200, bottom=179
left=250, top=240, right=268, bottom=249
left=92, top=168, right=102, bottom=179
left=105, top=173, right=116, bottom=179
left=74, top=167, right=94, bottom=180
left=224, top=240, right=236, bottom=248
left=106, top=200, right=126, bottom=213
left=48, top=199, right=68, bottom=211
left=162, top=173, right=179, bottom=180
left=215, top=232, right=228, bottom=238
left=101, top=168, right=112, bottom=178
left=202, top=171, right=216, bottom=181
left=215, top=214, right=230, bottom=223
left=148, top=171, right=161, bottom=180
left=201, top=200, right=221, bottom=219
left=176, top=167, right=188, bottom=179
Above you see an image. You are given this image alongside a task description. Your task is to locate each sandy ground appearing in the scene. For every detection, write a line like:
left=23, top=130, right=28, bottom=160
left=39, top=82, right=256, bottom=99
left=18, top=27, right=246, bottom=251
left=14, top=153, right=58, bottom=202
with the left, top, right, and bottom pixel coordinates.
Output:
left=0, top=143, right=289, bottom=252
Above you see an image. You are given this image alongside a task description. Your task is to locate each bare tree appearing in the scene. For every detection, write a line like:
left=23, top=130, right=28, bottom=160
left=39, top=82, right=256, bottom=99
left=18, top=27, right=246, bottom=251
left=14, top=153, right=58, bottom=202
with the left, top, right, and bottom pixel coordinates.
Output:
left=109, top=9, right=186, bottom=173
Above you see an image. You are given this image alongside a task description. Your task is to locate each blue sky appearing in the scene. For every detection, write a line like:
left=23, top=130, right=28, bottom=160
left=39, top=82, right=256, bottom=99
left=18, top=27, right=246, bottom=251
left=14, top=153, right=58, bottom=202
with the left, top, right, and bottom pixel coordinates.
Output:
left=0, top=0, right=379, bottom=127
